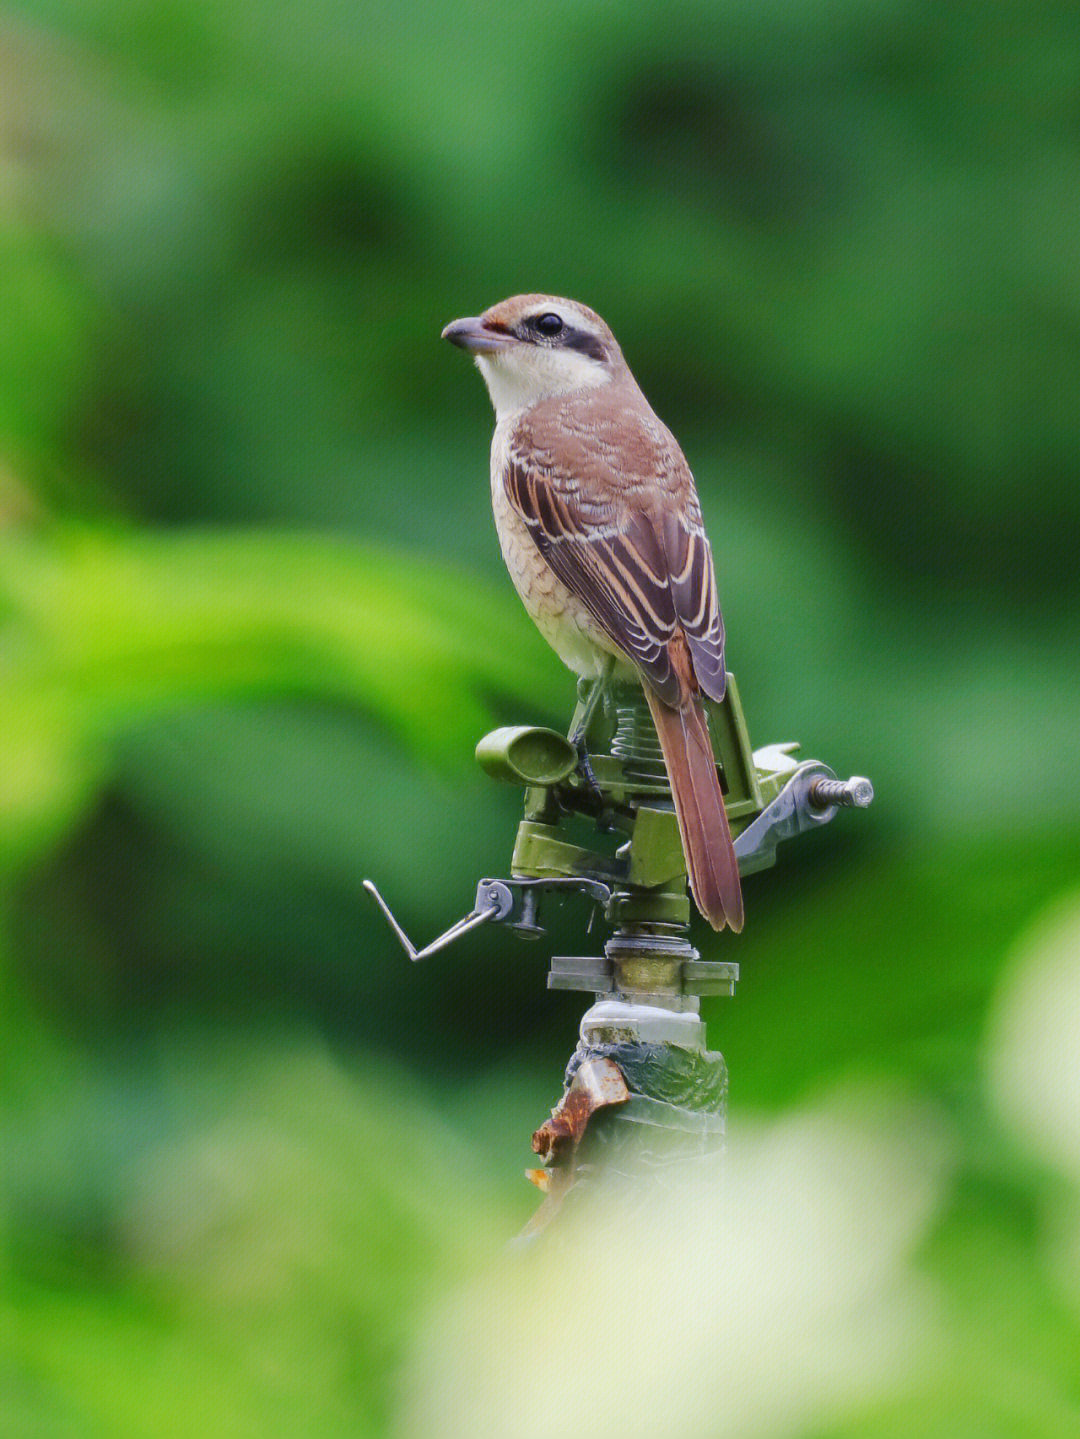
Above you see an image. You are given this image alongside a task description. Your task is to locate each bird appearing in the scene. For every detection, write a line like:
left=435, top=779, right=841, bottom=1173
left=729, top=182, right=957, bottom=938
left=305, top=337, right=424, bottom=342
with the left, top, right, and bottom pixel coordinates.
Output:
left=442, top=294, right=743, bottom=933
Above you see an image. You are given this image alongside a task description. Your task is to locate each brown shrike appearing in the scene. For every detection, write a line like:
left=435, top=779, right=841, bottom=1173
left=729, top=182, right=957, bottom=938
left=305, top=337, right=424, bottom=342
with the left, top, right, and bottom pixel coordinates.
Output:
left=442, top=295, right=743, bottom=933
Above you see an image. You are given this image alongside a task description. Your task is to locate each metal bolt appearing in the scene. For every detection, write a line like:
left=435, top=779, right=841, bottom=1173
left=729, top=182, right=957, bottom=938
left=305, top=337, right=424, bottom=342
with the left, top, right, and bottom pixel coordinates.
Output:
left=808, top=775, right=874, bottom=810
left=512, top=886, right=545, bottom=940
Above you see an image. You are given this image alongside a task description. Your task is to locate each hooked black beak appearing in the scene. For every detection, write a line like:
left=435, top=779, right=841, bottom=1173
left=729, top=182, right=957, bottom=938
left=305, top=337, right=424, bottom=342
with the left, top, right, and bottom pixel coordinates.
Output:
left=441, top=316, right=514, bottom=354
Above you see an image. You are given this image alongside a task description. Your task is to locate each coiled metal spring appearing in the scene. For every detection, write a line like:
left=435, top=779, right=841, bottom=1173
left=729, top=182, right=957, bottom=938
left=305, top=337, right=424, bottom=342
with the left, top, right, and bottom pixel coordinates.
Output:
left=609, top=690, right=667, bottom=779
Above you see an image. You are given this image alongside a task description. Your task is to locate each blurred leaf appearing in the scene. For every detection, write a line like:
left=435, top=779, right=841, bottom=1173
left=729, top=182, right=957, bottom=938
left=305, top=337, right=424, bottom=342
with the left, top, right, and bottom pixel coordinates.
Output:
left=2, top=1035, right=512, bottom=1438
left=0, top=524, right=562, bottom=873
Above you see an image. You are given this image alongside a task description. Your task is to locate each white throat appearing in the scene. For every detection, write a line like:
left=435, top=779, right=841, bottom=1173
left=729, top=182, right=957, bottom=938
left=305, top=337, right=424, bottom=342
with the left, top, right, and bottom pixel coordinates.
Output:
left=475, top=346, right=611, bottom=421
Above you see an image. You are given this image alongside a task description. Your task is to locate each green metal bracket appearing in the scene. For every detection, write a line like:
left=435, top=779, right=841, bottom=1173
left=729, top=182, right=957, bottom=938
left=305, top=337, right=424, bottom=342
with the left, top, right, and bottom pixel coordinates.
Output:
left=368, top=667, right=871, bottom=997
left=480, top=672, right=763, bottom=921
left=475, top=726, right=577, bottom=787
left=704, top=675, right=763, bottom=829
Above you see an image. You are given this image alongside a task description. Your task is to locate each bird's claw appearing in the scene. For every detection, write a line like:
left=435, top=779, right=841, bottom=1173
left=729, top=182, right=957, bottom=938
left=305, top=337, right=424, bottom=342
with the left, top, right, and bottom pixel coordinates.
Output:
left=573, top=739, right=608, bottom=812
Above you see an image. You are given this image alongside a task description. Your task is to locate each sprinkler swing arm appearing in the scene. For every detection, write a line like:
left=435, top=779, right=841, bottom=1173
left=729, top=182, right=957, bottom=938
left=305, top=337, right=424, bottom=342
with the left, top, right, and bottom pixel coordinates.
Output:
left=364, top=712, right=872, bottom=961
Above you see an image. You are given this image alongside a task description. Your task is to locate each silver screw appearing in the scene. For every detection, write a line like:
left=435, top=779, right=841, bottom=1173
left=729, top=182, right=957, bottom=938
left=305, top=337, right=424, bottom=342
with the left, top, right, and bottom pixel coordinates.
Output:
left=808, top=776, right=874, bottom=810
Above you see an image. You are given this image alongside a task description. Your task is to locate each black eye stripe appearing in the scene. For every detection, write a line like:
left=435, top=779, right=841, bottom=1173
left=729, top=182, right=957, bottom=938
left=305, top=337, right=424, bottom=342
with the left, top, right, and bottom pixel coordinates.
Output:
left=521, top=312, right=607, bottom=361
left=562, top=328, right=607, bottom=362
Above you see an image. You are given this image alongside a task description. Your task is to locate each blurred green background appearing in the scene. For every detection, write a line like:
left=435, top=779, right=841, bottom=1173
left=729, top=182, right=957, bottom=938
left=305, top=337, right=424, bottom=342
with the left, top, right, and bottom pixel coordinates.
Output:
left=2, top=1, right=1079, bottom=1434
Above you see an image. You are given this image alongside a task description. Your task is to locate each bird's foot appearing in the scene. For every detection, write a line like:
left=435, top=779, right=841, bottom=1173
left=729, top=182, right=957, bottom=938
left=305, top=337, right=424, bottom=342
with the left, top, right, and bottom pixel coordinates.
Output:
left=573, top=738, right=611, bottom=817
left=575, top=739, right=599, bottom=793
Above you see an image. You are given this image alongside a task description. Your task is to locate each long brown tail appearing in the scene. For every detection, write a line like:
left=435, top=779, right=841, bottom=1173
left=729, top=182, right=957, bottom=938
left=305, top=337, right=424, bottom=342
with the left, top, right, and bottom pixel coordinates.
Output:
left=643, top=686, right=744, bottom=933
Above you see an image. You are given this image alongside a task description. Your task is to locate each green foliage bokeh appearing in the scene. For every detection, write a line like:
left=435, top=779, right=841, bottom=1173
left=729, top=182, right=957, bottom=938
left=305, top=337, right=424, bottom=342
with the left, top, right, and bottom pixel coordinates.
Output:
left=1, top=1, right=1078, bottom=1434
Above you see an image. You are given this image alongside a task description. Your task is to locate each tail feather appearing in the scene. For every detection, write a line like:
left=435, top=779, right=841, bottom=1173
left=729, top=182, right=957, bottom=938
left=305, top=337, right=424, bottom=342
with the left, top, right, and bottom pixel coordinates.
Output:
left=643, top=686, right=744, bottom=933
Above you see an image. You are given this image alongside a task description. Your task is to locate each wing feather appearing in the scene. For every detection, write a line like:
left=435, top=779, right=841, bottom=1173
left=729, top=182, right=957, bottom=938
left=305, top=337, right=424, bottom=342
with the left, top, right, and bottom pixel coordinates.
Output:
left=504, top=392, right=727, bottom=707
left=506, top=453, right=682, bottom=705
left=662, top=510, right=726, bottom=702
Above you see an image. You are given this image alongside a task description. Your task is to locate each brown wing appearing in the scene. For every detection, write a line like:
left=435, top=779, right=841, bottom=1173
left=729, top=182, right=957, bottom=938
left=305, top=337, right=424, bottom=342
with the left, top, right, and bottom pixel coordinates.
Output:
left=506, top=388, right=727, bottom=706
left=662, top=502, right=726, bottom=703
left=505, top=449, right=683, bottom=706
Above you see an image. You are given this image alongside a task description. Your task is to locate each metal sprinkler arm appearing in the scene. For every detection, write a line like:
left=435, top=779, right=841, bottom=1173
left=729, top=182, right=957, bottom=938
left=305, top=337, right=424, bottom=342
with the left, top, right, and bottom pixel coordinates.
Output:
left=361, top=878, right=514, bottom=961
left=732, top=752, right=874, bottom=877
left=363, top=875, right=614, bottom=962
left=364, top=674, right=876, bottom=973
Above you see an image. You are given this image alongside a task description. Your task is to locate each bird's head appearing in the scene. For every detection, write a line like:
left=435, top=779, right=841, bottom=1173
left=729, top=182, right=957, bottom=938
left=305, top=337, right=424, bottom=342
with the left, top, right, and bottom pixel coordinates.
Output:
left=442, top=294, right=623, bottom=418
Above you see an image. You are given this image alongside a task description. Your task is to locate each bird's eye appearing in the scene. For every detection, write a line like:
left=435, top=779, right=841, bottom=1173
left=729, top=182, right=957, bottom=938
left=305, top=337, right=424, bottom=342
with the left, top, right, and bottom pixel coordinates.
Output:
left=533, top=313, right=564, bottom=338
